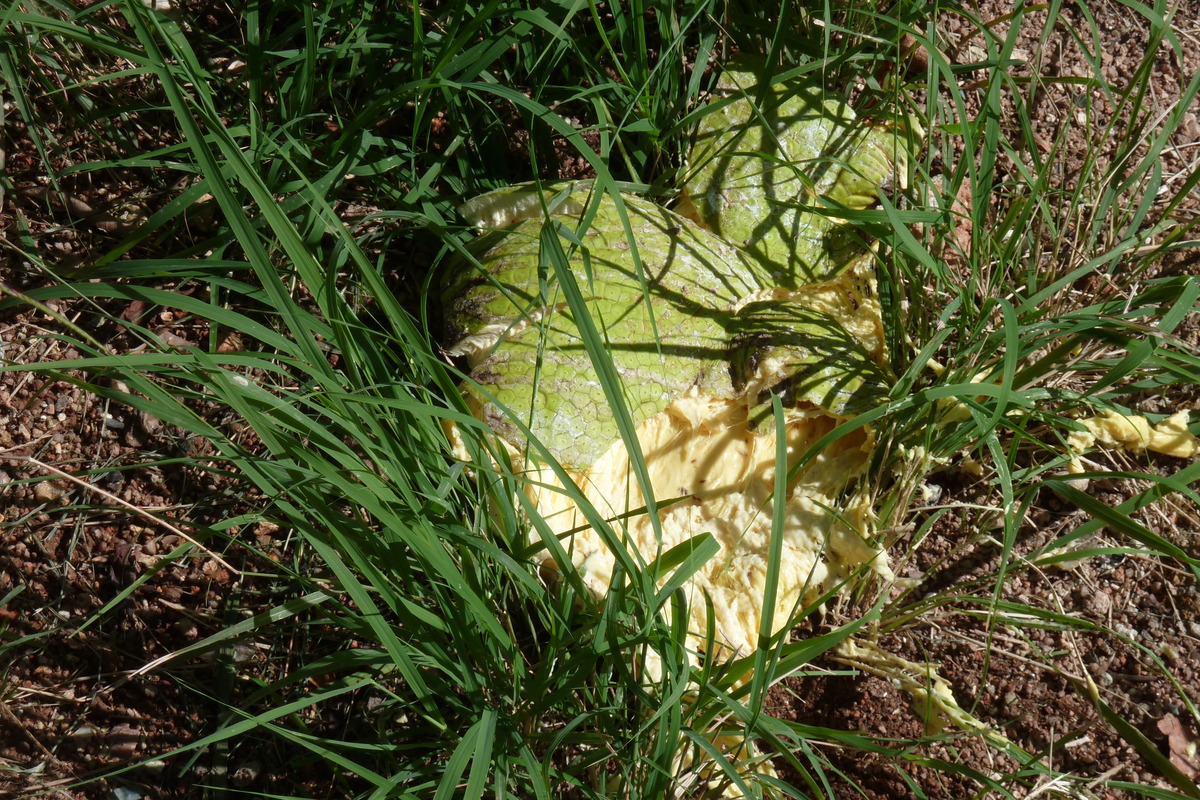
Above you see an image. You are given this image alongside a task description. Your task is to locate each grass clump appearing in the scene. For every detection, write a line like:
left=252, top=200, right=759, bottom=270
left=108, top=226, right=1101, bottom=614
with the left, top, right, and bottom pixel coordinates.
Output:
left=1, top=1, right=1199, bottom=799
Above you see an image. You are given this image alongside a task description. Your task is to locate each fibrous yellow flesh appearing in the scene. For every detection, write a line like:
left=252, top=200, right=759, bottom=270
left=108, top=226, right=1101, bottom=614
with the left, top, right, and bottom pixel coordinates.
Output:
left=1068, top=409, right=1199, bottom=460
left=523, top=388, right=892, bottom=661
left=737, top=251, right=886, bottom=363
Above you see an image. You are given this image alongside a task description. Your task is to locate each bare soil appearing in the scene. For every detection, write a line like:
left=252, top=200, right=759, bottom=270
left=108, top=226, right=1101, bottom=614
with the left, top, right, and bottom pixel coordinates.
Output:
left=2, top=2, right=1199, bottom=799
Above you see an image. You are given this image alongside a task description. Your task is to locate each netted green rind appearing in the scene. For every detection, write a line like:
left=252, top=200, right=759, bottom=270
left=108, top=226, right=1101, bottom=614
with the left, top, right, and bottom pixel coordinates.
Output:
left=444, top=180, right=899, bottom=467
left=444, top=187, right=775, bottom=467
left=681, top=63, right=915, bottom=285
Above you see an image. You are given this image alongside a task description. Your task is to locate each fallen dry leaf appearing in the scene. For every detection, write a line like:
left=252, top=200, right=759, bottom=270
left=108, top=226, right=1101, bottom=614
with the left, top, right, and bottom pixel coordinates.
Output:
left=1157, top=713, right=1200, bottom=779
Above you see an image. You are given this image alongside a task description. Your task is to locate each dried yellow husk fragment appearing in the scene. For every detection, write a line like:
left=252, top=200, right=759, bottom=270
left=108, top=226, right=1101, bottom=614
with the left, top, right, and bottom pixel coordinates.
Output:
left=1068, top=409, right=1199, bottom=462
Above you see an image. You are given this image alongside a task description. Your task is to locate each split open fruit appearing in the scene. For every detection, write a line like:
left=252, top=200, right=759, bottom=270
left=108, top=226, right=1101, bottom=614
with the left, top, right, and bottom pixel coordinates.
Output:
left=444, top=63, right=919, bottom=666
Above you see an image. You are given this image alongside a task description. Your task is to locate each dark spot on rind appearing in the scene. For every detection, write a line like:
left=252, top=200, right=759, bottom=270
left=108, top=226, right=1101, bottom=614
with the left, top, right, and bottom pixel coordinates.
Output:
left=481, top=403, right=521, bottom=445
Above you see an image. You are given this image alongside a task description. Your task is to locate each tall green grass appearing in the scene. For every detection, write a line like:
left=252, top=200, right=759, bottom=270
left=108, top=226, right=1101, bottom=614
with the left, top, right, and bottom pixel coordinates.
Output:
left=867, top=3, right=1200, bottom=797
left=2, top=0, right=1199, bottom=798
